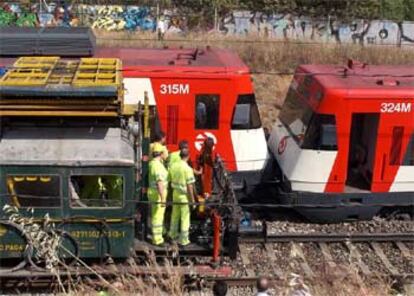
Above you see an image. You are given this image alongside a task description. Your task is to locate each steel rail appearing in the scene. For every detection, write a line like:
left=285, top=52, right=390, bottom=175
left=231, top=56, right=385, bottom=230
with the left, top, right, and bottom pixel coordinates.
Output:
left=203, top=273, right=414, bottom=287
left=240, top=232, right=414, bottom=243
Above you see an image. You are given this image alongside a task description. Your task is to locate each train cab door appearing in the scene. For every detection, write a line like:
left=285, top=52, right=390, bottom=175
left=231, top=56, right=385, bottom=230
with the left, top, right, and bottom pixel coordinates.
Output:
left=375, top=117, right=413, bottom=193
left=345, top=113, right=380, bottom=192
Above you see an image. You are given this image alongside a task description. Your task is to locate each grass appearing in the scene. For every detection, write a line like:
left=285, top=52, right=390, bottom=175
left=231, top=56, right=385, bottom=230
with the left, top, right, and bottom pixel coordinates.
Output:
left=72, top=254, right=186, bottom=296
left=95, top=30, right=414, bottom=129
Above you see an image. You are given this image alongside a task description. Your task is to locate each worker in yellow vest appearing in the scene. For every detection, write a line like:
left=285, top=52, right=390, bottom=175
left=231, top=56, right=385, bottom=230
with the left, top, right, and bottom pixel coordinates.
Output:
left=168, top=148, right=196, bottom=246
left=148, top=145, right=168, bottom=246
left=150, top=131, right=168, bottom=162
left=168, top=140, right=189, bottom=169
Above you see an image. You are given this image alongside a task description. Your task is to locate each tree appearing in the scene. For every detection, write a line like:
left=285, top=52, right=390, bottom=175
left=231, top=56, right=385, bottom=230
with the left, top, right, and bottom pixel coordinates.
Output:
left=237, top=0, right=382, bottom=20
left=171, top=0, right=239, bottom=29
left=404, top=0, right=414, bottom=20
left=382, top=0, right=405, bottom=21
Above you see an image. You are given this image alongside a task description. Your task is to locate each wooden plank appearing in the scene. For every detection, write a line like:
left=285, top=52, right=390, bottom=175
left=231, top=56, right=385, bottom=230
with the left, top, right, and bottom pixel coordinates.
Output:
left=345, top=243, right=371, bottom=276
left=318, top=242, right=336, bottom=268
left=396, top=242, right=413, bottom=259
left=292, top=243, right=314, bottom=277
left=370, top=242, right=399, bottom=276
left=264, top=244, right=284, bottom=277
left=238, top=245, right=255, bottom=277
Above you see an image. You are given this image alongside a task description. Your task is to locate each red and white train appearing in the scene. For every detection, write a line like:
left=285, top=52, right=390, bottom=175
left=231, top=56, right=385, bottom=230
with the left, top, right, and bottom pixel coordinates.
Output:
left=1, top=44, right=412, bottom=222
left=268, top=60, right=414, bottom=221
left=97, top=47, right=269, bottom=193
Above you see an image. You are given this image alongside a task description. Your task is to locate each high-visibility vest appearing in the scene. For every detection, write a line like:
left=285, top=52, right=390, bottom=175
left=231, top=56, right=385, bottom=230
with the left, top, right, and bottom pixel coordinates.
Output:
left=168, top=150, right=180, bottom=169
left=148, top=158, right=168, bottom=190
left=169, top=159, right=195, bottom=195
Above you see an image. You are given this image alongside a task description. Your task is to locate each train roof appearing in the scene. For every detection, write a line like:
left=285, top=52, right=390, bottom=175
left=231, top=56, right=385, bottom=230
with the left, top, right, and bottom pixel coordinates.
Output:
left=299, top=62, right=414, bottom=91
left=0, top=127, right=135, bottom=166
left=94, top=47, right=248, bottom=73
left=0, top=47, right=249, bottom=75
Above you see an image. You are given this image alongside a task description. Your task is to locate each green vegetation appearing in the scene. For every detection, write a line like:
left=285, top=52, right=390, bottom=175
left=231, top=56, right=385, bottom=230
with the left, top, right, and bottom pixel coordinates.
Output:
left=171, top=0, right=414, bottom=21
left=16, top=0, right=414, bottom=21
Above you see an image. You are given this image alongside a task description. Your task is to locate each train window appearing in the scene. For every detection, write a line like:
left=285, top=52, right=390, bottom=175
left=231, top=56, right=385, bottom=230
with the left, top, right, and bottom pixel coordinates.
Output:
left=390, top=127, right=404, bottom=165
left=70, top=175, right=123, bottom=208
left=279, top=88, right=314, bottom=143
left=195, top=94, right=220, bottom=129
left=6, top=175, right=61, bottom=208
left=302, top=114, right=337, bottom=150
left=402, top=133, right=414, bottom=166
left=231, top=94, right=262, bottom=129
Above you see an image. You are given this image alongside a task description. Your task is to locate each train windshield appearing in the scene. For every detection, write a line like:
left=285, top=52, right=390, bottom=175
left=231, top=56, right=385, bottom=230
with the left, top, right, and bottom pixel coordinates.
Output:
left=279, top=88, right=314, bottom=142
left=231, top=94, right=261, bottom=129
left=6, top=175, right=61, bottom=208
left=302, top=114, right=337, bottom=150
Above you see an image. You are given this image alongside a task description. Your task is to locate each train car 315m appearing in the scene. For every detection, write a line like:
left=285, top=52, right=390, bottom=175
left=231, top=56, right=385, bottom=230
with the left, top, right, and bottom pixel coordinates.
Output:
left=97, top=46, right=269, bottom=195
left=268, top=60, right=414, bottom=222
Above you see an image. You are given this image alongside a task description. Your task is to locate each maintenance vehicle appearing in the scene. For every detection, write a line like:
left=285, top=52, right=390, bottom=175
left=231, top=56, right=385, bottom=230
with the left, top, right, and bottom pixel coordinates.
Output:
left=0, top=56, right=239, bottom=272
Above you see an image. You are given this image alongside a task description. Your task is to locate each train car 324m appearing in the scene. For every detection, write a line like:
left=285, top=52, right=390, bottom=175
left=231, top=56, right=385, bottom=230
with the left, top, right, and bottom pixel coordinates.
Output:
left=268, top=60, right=414, bottom=222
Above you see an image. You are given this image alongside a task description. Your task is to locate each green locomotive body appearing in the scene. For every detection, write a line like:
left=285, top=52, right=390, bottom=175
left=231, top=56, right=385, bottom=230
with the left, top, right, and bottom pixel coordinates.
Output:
left=0, top=125, right=137, bottom=259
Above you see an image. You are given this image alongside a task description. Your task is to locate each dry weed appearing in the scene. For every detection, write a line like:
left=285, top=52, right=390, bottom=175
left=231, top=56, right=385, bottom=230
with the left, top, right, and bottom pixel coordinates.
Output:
left=71, top=249, right=187, bottom=296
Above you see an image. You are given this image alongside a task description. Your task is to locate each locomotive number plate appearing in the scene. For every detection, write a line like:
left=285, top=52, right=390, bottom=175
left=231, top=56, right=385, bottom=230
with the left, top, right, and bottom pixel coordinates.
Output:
left=380, top=102, right=411, bottom=113
left=160, top=83, right=190, bottom=95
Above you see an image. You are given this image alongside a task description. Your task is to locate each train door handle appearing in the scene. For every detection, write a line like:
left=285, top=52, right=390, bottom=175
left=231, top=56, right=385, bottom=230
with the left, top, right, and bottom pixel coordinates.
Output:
left=381, top=154, right=386, bottom=181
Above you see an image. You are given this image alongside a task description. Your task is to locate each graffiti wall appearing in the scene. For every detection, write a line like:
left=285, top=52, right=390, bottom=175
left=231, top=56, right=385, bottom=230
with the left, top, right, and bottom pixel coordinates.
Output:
left=221, top=12, right=414, bottom=46
left=0, top=2, right=74, bottom=27
left=0, top=2, right=185, bottom=32
left=1, top=2, right=413, bottom=46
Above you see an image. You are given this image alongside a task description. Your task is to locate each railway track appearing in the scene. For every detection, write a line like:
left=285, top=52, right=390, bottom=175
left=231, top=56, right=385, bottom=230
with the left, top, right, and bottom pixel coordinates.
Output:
left=1, top=231, right=413, bottom=293
left=236, top=231, right=414, bottom=280
left=240, top=232, right=414, bottom=243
